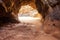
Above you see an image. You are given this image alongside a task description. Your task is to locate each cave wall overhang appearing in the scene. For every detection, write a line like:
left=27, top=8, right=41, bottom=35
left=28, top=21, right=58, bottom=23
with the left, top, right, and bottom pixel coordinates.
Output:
left=0, top=0, right=60, bottom=20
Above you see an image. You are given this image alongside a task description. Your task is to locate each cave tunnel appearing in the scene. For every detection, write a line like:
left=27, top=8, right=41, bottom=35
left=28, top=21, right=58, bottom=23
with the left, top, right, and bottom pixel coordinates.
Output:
left=0, top=0, right=60, bottom=40
left=0, top=0, right=46, bottom=24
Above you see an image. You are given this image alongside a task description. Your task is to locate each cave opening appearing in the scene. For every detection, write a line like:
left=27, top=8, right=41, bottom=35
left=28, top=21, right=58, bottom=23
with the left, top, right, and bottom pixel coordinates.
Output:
left=17, top=4, right=42, bottom=24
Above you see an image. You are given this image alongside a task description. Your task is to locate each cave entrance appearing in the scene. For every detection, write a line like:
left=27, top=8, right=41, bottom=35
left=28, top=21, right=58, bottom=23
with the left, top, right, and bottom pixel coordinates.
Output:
left=18, top=4, right=42, bottom=24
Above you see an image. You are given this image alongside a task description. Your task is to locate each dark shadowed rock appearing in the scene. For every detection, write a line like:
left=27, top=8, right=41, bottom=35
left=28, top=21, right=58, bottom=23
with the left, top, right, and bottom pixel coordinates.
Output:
left=44, top=2, right=60, bottom=40
left=0, top=0, right=60, bottom=40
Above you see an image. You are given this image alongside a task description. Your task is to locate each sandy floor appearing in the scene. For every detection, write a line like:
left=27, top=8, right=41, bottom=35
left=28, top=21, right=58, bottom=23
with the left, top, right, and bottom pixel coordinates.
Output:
left=0, top=23, right=59, bottom=40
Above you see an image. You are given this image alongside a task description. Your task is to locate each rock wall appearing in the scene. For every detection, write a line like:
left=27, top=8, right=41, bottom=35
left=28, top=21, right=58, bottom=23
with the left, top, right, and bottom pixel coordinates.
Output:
left=0, top=0, right=60, bottom=40
left=43, top=0, right=60, bottom=39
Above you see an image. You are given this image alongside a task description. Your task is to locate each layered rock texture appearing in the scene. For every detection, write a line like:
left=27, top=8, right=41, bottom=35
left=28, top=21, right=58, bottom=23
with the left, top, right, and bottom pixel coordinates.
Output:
left=0, top=0, right=60, bottom=40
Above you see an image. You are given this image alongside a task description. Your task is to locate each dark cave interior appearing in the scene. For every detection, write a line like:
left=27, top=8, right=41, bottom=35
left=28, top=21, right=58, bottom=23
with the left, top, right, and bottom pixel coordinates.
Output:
left=0, top=0, right=60, bottom=40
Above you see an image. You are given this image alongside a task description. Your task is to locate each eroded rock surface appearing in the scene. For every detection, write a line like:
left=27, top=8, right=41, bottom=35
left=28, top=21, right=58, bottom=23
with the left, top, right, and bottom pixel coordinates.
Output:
left=0, top=0, right=60, bottom=40
left=44, top=4, right=60, bottom=40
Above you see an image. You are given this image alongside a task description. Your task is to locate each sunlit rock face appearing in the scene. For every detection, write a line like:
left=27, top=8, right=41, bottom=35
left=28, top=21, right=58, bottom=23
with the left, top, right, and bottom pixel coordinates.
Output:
left=18, top=5, right=42, bottom=24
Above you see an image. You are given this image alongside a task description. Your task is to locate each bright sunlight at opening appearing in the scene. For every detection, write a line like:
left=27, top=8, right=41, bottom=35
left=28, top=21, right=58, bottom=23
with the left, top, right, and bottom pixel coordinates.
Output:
left=18, top=5, right=42, bottom=23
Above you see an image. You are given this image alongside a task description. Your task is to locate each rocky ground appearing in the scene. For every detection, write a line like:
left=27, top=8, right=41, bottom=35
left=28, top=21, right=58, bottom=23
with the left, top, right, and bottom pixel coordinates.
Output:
left=0, top=0, right=60, bottom=40
left=0, top=22, right=59, bottom=40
